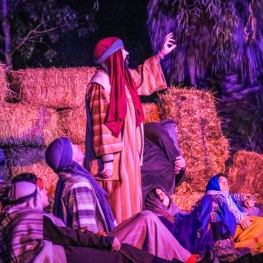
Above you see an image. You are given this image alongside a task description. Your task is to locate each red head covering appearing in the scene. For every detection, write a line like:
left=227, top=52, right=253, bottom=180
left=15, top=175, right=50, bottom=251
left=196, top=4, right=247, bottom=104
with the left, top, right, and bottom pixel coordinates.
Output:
left=93, top=37, right=144, bottom=137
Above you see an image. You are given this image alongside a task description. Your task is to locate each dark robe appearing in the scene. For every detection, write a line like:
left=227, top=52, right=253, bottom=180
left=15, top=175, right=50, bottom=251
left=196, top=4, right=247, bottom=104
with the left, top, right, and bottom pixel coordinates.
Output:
left=43, top=214, right=172, bottom=263
left=141, top=122, right=185, bottom=204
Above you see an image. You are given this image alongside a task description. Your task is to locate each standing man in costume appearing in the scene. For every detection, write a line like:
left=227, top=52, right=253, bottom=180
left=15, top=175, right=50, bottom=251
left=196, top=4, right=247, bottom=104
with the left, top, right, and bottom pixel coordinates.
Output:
left=85, top=33, right=176, bottom=223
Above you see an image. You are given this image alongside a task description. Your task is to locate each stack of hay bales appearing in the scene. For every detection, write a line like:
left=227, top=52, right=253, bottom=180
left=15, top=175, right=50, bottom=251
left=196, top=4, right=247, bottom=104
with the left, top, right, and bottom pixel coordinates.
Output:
left=158, top=87, right=230, bottom=210
left=228, top=150, right=263, bottom=204
left=2, top=66, right=261, bottom=212
left=0, top=67, right=96, bottom=197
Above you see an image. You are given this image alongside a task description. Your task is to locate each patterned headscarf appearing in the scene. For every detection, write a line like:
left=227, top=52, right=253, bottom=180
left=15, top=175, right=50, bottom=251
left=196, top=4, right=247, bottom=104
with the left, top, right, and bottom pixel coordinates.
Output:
left=0, top=179, right=43, bottom=263
left=45, top=137, right=115, bottom=231
left=93, top=37, right=144, bottom=137
left=204, top=174, right=239, bottom=237
left=206, top=174, right=244, bottom=213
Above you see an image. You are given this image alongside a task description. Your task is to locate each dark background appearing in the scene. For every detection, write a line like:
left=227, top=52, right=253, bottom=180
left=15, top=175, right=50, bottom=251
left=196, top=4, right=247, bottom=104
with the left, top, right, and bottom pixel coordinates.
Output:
left=14, top=0, right=153, bottom=69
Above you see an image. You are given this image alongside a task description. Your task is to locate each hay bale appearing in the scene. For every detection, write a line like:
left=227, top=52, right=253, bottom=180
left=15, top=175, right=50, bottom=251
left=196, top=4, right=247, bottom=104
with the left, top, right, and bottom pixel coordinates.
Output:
left=0, top=64, right=8, bottom=105
left=10, top=67, right=96, bottom=108
left=172, top=182, right=203, bottom=211
left=227, top=150, right=263, bottom=204
left=158, top=87, right=229, bottom=191
left=5, top=146, right=57, bottom=199
left=0, top=104, right=62, bottom=147
left=142, top=103, right=160, bottom=124
left=59, top=107, right=86, bottom=144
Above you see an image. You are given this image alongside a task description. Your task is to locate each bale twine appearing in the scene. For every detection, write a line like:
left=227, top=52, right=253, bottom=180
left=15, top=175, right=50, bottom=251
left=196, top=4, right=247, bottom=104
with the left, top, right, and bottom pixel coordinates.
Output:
left=158, top=87, right=229, bottom=191
left=227, top=150, right=263, bottom=204
left=10, top=67, right=96, bottom=108
left=0, top=104, right=62, bottom=147
left=0, top=64, right=8, bottom=105
left=142, top=103, right=160, bottom=124
left=59, top=107, right=86, bottom=144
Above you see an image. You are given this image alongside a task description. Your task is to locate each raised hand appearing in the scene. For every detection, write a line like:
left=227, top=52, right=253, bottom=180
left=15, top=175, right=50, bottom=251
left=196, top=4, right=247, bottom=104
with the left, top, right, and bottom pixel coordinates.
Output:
left=159, top=32, right=177, bottom=57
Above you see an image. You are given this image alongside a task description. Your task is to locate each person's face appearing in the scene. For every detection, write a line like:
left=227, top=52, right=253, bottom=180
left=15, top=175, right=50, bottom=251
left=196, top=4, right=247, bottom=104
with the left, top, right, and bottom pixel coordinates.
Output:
left=121, top=47, right=129, bottom=69
left=39, top=188, right=49, bottom=208
left=71, top=143, right=85, bottom=163
left=218, top=176, right=229, bottom=193
left=155, top=188, right=170, bottom=207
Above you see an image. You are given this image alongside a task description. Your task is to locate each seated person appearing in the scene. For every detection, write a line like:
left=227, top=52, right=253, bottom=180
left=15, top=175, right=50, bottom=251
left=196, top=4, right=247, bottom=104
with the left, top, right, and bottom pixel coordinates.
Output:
left=175, top=173, right=263, bottom=261
left=45, top=137, right=203, bottom=263
left=142, top=119, right=186, bottom=205
left=146, top=177, right=238, bottom=262
left=144, top=187, right=188, bottom=232
left=205, top=174, right=263, bottom=252
left=0, top=172, right=187, bottom=263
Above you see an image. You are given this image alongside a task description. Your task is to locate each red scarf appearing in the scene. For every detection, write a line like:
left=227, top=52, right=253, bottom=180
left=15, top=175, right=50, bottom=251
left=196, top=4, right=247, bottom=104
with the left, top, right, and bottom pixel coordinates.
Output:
left=94, top=37, right=144, bottom=138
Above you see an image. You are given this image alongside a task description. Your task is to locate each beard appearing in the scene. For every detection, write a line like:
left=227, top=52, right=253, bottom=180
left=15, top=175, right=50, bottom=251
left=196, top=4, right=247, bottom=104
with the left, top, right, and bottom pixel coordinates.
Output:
left=124, top=56, right=129, bottom=69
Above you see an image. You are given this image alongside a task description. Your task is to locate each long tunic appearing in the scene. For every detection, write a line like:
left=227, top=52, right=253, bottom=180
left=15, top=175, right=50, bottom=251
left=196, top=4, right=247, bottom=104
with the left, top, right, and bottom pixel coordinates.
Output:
left=43, top=214, right=157, bottom=263
left=141, top=122, right=185, bottom=204
left=55, top=173, right=111, bottom=233
left=86, top=55, right=167, bottom=223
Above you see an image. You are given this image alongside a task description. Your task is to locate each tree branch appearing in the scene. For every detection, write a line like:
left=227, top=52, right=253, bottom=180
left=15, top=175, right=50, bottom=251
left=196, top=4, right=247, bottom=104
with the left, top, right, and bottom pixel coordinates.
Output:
left=14, top=21, right=73, bottom=52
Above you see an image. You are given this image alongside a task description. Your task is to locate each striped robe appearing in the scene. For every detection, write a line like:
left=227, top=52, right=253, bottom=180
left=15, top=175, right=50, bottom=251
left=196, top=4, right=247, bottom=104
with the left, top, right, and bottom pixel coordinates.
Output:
left=0, top=207, right=43, bottom=263
left=56, top=173, right=111, bottom=233
left=109, top=210, right=192, bottom=262
left=86, top=55, right=167, bottom=223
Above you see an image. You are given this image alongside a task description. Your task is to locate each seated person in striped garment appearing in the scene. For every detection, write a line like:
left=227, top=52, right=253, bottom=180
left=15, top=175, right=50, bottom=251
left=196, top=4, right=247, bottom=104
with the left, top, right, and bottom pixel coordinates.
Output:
left=206, top=174, right=263, bottom=252
left=0, top=172, right=191, bottom=263
left=174, top=174, right=263, bottom=261
left=45, top=137, right=210, bottom=263
left=146, top=182, right=238, bottom=262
